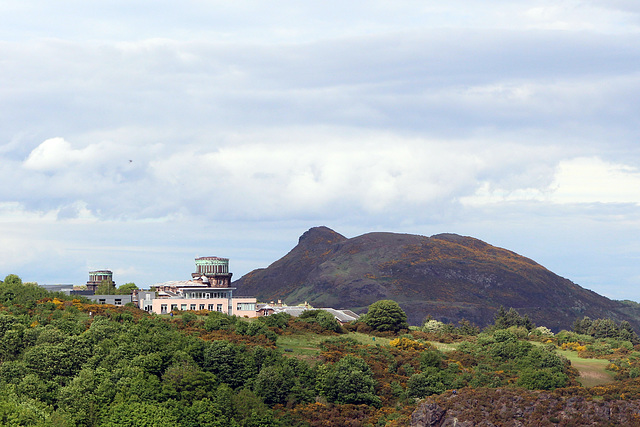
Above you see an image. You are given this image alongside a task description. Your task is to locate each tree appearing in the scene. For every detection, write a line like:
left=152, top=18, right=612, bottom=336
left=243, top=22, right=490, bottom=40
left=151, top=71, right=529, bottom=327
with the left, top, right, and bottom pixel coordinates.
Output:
left=298, top=309, right=341, bottom=332
left=361, top=300, right=408, bottom=333
left=95, top=279, right=116, bottom=295
left=116, top=283, right=139, bottom=295
left=320, top=355, right=381, bottom=407
left=493, top=306, right=534, bottom=331
left=101, top=401, right=180, bottom=427
left=3, top=274, right=23, bottom=286
left=253, top=364, right=295, bottom=406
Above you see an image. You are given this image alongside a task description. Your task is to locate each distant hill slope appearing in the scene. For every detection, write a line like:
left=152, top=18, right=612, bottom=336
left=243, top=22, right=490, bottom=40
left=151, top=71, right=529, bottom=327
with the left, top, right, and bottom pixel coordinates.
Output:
left=234, top=226, right=640, bottom=331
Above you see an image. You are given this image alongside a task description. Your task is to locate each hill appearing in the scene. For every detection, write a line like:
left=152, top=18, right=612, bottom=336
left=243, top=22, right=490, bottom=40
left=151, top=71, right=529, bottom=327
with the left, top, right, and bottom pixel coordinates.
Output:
left=234, top=226, right=640, bottom=331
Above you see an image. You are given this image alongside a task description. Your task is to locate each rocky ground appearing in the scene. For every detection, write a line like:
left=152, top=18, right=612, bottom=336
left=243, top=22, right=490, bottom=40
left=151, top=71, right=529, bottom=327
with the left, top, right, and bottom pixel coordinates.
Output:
left=410, top=388, right=640, bottom=426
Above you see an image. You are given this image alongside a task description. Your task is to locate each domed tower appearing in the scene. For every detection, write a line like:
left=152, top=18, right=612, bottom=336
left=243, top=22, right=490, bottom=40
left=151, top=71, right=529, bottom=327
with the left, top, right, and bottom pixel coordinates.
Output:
left=86, top=270, right=115, bottom=292
left=191, top=257, right=232, bottom=288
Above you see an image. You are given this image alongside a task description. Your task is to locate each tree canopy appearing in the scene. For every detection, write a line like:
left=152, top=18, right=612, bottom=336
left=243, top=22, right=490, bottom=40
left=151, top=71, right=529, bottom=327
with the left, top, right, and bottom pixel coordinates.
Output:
left=361, top=299, right=408, bottom=333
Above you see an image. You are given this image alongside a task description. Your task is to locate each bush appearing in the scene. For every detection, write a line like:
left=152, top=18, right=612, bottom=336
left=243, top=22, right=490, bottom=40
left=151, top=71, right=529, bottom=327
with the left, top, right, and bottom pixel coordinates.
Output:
left=420, top=349, right=445, bottom=369
left=203, top=312, right=236, bottom=331
left=319, top=355, right=381, bottom=407
left=361, top=300, right=408, bottom=334
left=297, top=310, right=341, bottom=333
left=255, top=312, right=291, bottom=329
left=517, top=368, right=568, bottom=390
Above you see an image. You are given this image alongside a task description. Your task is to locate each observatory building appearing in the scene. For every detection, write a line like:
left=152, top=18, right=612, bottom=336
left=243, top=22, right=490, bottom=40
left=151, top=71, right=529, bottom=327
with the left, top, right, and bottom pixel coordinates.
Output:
left=138, top=256, right=256, bottom=317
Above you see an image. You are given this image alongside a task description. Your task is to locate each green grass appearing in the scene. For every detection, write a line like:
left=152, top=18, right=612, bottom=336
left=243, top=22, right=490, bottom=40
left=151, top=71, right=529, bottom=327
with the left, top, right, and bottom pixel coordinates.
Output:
left=555, top=349, right=615, bottom=388
left=429, top=341, right=459, bottom=352
left=276, top=331, right=462, bottom=358
left=276, top=332, right=392, bottom=358
left=276, top=334, right=326, bottom=357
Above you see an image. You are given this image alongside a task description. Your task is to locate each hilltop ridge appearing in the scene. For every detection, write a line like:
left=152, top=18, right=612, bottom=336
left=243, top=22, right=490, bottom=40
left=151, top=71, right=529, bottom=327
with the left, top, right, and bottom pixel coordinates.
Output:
left=234, top=226, right=640, bottom=331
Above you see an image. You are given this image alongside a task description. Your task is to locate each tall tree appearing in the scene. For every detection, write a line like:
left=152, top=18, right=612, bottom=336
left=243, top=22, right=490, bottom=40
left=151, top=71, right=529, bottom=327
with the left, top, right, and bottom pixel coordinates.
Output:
left=362, top=300, right=408, bottom=333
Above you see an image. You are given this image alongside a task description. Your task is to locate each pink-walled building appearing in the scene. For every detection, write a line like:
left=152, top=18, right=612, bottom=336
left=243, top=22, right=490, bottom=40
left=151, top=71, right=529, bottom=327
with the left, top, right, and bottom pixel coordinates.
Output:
left=137, top=257, right=257, bottom=317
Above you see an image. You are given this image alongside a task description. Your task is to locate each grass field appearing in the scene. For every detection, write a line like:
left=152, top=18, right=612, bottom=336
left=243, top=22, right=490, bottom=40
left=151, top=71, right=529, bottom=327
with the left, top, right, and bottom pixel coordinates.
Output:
left=276, top=332, right=393, bottom=359
left=555, top=349, right=615, bottom=388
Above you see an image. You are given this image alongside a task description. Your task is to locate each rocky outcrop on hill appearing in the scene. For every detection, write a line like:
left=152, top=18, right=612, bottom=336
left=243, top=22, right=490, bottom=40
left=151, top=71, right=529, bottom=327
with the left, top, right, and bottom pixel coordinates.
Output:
left=234, top=226, right=640, bottom=331
left=410, top=388, right=640, bottom=426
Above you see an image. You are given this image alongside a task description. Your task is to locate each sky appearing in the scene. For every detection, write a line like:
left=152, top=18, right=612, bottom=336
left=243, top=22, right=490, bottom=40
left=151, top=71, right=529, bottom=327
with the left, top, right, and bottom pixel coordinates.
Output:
left=1, top=1, right=639, bottom=301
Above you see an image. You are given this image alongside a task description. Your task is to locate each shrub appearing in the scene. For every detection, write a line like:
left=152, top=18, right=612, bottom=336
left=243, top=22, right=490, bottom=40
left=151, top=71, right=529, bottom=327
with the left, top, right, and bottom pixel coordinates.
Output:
left=419, top=349, right=444, bottom=369
left=361, top=300, right=408, bottom=334
left=517, top=368, right=568, bottom=390
left=320, top=355, right=381, bottom=407
left=297, top=310, right=341, bottom=333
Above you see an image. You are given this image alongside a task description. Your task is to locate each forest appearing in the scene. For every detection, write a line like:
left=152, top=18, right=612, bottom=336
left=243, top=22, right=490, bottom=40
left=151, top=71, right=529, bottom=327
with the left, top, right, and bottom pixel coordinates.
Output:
left=2, top=274, right=640, bottom=426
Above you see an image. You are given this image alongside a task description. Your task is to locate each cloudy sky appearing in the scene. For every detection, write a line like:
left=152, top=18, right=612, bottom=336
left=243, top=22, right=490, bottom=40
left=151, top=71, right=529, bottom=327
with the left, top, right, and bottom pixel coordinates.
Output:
left=1, top=1, right=639, bottom=300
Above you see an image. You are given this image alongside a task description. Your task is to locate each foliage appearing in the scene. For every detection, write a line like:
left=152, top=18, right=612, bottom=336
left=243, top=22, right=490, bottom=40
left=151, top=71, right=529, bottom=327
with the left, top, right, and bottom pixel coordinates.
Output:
left=531, top=326, right=554, bottom=336
left=297, top=309, right=341, bottom=333
left=116, top=282, right=139, bottom=295
left=319, top=355, right=381, bottom=407
left=361, top=300, right=408, bottom=334
left=95, top=279, right=116, bottom=295
left=493, top=306, right=535, bottom=331
left=572, top=316, right=639, bottom=343
left=0, top=278, right=626, bottom=426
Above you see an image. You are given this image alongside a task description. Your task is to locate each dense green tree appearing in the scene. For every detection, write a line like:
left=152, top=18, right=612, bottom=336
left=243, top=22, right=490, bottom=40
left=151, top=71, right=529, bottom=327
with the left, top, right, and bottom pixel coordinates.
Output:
left=493, top=306, right=534, bottom=331
left=320, top=355, right=381, bottom=407
left=180, top=398, right=233, bottom=427
left=116, top=282, right=139, bottom=295
left=95, top=279, right=116, bottom=295
left=0, top=386, right=69, bottom=427
left=572, top=316, right=639, bottom=342
left=100, top=401, right=180, bottom=427
left=231, top=388, right=273, bottom=427
left=3, top=274, right=23, bottom=286
left=255, top=312, right=290, bottom=329
left=361, top=300, right=408, bottom=333
left=57, top=367, right=116, bottom=427
left=23, top=336, right=91, bottom=381
left=204, top=312, right=236, bottom=331
left=420, top=348, right=445, bottom=369
left=408, top=368, right=447, bottom=397
left=298, top=309, right=341, bottom=332
left=253, top=364, right=295, bottom=406
left=162, top=360, right=217, bottom=402
left=517, top=368, right=568, bottom=390
left=202, top=341, right=254, bottom=389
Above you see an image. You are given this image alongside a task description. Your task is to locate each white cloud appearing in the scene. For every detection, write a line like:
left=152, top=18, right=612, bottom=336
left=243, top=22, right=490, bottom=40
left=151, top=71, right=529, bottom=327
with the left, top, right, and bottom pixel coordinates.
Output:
left=23, top=137, right=78, bottom=171
left=462, top=156, right=640, bottom=207
left=552, top=157, right=640, bottom=204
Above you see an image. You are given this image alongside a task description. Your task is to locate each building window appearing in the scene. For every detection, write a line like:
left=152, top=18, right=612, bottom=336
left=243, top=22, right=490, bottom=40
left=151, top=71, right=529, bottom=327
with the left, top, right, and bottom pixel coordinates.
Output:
left=217, top=304, right=223, bottom=312
left=98, top=299, right=106, bottom=304
left=199, top=304, right=205, bottom=310
left=208, top=304, right=214, bottom=311
left=181, top=304, right=187, bottom=311
left=190, top=304, right=196, bottom=310
left=161, top=304, right=167, bottom=314
left=171, top=304, right=177, bottom=311
left=237, top=303, right=256, bottom=311
left=114, top=299, right=122, bottom=305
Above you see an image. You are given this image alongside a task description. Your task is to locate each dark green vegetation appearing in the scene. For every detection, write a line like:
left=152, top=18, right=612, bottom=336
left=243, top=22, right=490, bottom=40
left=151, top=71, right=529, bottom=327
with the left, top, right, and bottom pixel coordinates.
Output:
left=234, top=226, right=640, bottom=331
left=5, top=275, right=640, bottom=426
left=360, top=300, right=408, bottom=333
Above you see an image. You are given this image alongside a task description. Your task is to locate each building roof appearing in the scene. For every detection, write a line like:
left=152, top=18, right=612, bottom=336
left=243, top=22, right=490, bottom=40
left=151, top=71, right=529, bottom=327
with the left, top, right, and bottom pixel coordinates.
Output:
left=272, top=306, right=360, bottom=323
